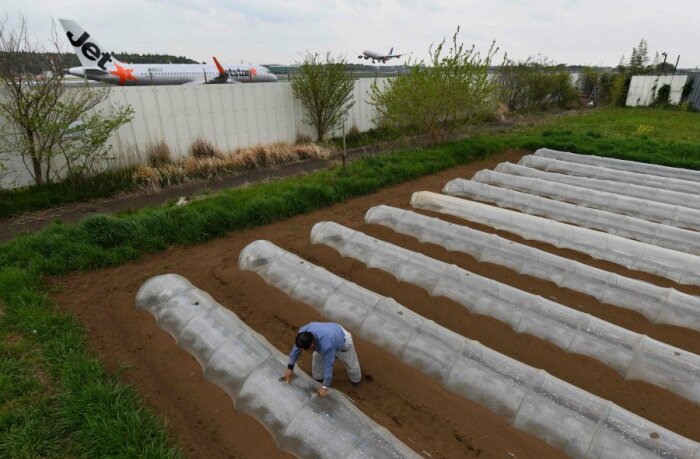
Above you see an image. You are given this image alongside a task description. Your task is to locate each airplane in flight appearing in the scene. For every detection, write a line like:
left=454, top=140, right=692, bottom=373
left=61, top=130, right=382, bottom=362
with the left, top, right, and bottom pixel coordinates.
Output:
left=357, top=48, right=411, bottom=64
left=58, top=19, right=277, bottom=86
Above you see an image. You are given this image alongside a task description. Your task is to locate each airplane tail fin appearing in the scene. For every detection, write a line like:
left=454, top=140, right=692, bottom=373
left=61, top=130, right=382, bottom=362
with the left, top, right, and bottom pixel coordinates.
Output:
left=58, top=19, right=121, bottom=69
left=389, top=47, right=394, bottom=56
left=213, top=56, right=226, bottom=76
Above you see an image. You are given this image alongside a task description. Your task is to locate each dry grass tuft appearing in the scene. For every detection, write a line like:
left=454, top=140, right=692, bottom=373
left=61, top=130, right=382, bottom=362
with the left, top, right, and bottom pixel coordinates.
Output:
left=190, top=138, right=223, bottom=159
left=295, top=131, right=312, bottom=145
left=133, top=142, right=332, bottom=190
left=146, top=141, right=173, bottom=167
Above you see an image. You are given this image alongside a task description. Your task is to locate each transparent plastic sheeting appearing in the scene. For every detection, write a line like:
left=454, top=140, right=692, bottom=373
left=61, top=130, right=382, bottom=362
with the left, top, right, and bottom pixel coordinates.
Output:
left=409, top=191, right=700, bottom=286
left=469, top=170, right=700, bottom=232
left=535, top=148, right=700, bottom=183
left=238, top=240, right=700, bottom=459
left=135, top=274, right=420, bottom=459
left=442, top=179, right=700, bottom=255
left=495, top=162, right=700, bottom=212
left=363, top=206, right=700, bottom=331
left=311, top=221, right=700, bottom=402
left=520, top=155, right=700, bottom=196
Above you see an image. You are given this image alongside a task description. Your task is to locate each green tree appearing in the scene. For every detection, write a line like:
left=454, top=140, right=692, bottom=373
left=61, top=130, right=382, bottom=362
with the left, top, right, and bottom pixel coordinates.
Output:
left=497, top=56, right=578, bottom=112
left=0, top=15, right=133, bottom=185
left=629, top=39, right=650, bottom=74
left=290, top=52, right=355, bottom=142
left=370, top=26, right=499, bottom=144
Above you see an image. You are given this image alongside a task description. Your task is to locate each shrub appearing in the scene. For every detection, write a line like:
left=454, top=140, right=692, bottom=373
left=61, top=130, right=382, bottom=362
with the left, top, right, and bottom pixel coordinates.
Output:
left=190, top=138, right=222, bottom=158
left=370, top=26, right=499, bottom=144
left=291, top=53, right=355, bottom=141
left=497, top=57, right=579, bottom=112
left=146, top=141, right=172, bottom=167
left=609, top=73, right=628, bottom=106
left=654, top=84, right=671, bottom=106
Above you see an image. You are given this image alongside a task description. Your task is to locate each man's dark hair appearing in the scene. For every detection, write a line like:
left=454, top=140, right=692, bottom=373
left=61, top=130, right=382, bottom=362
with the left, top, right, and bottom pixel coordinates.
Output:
left=295, top=331, right=315, bottom=350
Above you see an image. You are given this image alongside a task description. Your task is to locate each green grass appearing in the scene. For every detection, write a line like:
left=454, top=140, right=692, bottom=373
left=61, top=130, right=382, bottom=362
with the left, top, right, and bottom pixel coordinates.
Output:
left=0, top=107, right=698, bottom=457
left=0, top=167, right=136, bottom=220
left=538, top=107, right=700, bottom=144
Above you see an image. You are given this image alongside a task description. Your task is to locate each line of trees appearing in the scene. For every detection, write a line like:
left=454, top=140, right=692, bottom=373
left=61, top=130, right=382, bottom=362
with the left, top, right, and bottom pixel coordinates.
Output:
left=0, top=51, right=201, bottom=75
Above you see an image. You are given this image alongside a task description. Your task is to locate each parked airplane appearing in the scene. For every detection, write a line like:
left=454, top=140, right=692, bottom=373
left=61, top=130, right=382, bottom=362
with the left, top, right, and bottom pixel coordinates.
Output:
left=59, top=19, right=277, bottom=86
left=358, top=48, right=411, bottom=64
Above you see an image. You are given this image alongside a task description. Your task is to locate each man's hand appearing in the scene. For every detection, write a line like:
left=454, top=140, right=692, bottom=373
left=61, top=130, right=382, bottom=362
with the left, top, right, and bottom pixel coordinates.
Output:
left=318, top=386, right=329, bottom=398
left=283, top=369, right=293, bottom=383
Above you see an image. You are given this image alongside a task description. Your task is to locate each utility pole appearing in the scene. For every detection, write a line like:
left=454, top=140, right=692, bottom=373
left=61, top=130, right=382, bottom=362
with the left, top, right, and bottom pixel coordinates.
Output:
left=661, top=52, right=668, bottom=74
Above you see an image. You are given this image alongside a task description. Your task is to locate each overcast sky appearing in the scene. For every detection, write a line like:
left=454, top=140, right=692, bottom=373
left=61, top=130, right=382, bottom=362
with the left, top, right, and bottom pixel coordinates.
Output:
left=4, top=0, right=699, bottom=68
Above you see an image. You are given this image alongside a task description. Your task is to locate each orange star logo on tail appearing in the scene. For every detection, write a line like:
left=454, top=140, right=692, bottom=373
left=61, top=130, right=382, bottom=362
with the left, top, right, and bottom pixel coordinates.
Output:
left=110, top=62, right=136, bottom=85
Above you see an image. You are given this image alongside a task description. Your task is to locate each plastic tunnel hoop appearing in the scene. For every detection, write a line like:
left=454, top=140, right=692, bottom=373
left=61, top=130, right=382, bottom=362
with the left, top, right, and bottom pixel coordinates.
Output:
left=239, top=240, right=700, bottom=459
left=468, top=170, right=700, bottom=232
left=535, top=148, right=700, bottom=183
left=442, top=179, right=700, bottom=255
left=362, top=205, right=700, bottom=331
left=311, top=220, right=700, bottom=403
left=494, top=162, right=700, bottom=211
left=135, top=274, right=420, bottom=459
left=519, top=155, right=700, bottom=195
left=409, top=191, right=700, bottom=287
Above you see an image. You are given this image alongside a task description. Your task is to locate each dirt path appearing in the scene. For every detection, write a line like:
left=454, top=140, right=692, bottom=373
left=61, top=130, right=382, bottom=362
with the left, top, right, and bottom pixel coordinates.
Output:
left=50, top=150, right=700, bottom=458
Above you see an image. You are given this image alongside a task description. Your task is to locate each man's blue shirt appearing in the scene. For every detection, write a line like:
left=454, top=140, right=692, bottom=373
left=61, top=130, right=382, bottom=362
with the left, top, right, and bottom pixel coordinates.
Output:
left=288, top=322, right=345, bottom=387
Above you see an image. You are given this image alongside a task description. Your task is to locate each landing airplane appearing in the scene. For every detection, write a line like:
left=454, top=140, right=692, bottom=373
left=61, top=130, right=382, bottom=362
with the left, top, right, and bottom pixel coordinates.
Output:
left=59, top=19, right=277, bottom=86
left=358, top=47, right=411, bottom=64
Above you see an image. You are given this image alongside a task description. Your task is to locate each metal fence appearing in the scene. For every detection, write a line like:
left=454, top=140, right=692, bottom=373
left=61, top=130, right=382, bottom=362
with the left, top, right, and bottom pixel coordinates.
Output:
left=625, top=74, right=688, bottom=107
left=0, top=78, right=388, bottom=189
left=687, top=73, right=700, bottom=110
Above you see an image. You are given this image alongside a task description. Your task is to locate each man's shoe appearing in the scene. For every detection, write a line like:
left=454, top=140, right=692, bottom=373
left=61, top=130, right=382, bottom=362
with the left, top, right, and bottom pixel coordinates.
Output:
left=351, top=379, right=361, bottom=388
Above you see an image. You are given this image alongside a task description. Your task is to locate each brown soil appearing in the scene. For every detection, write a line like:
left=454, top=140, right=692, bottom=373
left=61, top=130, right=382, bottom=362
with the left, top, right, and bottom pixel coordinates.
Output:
left=50, top=149, right=700, bottom=458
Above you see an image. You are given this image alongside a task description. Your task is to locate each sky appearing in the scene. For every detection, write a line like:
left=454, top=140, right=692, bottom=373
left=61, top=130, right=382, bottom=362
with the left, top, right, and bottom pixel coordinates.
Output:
left=3, top=0, right=699, bottom=68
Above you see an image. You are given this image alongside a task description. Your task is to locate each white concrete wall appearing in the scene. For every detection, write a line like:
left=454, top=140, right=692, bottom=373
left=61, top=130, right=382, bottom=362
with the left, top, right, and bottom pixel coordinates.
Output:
left=626, top=74, right=687, bottom=107
left=0, top=78, right=388, bottom=189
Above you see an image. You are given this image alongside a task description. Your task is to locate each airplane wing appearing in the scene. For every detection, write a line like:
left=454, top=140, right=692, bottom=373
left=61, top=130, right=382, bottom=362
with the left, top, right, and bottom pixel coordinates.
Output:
left=207, top=76, right=241, bottom=84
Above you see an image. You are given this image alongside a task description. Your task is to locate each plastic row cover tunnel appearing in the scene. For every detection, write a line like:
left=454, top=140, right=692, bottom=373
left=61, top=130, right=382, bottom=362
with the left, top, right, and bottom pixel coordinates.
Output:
left=410, top=191, right=700, bottom=286
left=495, top=162, right=700, bottom=211
left=520, top=155, right=700, bottom=195
left=135, top=274, right=420, bottom=459
left=535, top=148, right=700, bottom=183
left=310, top=221, right=700, bottom=403
left=363, top=205, right=700, bottom=331
left=442, top=179, right=700, bottom=255
left=239, top=240, right=700, bottom=459
left=469, top=170, right=700, bottom=232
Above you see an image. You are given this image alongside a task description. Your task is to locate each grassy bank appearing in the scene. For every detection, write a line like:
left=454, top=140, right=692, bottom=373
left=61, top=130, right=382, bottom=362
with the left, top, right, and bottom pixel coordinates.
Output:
left=0, top=143, right=331, bottom=220
left=1, top=107, right=698, bottom=457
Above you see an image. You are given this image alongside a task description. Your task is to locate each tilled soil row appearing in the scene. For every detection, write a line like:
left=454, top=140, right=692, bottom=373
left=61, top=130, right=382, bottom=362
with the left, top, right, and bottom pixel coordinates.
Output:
left=52, top=150, right=700, bottom=458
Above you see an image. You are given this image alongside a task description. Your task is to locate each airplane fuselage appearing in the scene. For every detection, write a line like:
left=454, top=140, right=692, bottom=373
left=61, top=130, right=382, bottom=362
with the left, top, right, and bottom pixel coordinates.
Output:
left=67, top=63, right=277, bottom=86
left=362, top=50, right=388, bottom=60
left=359, top=49, right=406, bottom=64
